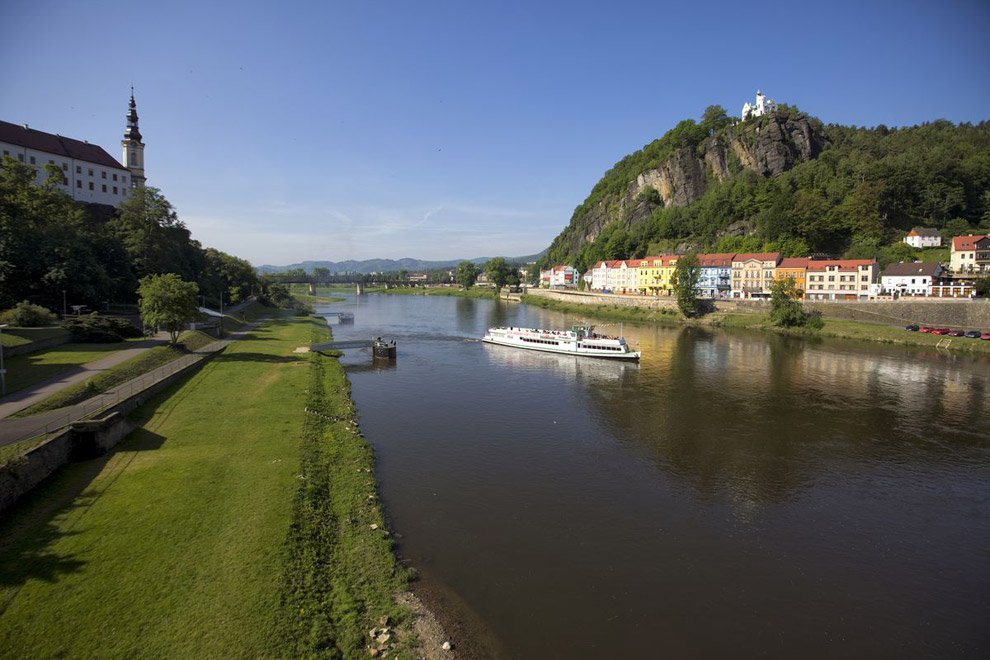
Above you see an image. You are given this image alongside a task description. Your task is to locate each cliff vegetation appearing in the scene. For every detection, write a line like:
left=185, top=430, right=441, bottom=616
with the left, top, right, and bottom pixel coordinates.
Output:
left=541, top=106, right=990, bottom=272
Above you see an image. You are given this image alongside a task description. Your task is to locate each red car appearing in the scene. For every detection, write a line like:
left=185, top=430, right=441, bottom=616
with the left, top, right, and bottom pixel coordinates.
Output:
left=919, top=326, right=933, bottom=333
left=947, top=330, right=965, bottom=337
left=931, top=328, right=951, bottom=335
left=982, top=333, right=990, bottom=341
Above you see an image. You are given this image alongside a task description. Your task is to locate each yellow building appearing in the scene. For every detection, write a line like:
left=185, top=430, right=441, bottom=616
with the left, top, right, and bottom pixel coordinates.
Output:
left=775, top=257, right=809, bottom=298
left=638, top=256, right=665, bottom=295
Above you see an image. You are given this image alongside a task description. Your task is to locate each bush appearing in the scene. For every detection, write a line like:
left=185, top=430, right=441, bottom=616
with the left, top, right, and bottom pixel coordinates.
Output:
left=62, top=313, right=143, bottom=343
left=0, top=301, right=58, bottom=327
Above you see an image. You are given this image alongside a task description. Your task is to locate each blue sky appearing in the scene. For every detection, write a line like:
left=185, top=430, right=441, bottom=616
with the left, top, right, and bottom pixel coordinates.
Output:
left=2, top=0, right=988, bottom=266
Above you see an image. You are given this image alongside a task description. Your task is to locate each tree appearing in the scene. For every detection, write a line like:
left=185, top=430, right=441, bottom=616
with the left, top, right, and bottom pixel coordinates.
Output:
left=138, top=273, right=200, bottom=344
left=769, top=277, right=821, bottom=329
left=974, top=277, right=990, bottom=297
left=112, top=187, right=204, bottom=282
left=484, top=257, right=513, bottom=298
left=526, top=262, right=542, bottom=286
left=671, top=253, right=701, bottom=317
left=455, top=260, right=479, bottom=289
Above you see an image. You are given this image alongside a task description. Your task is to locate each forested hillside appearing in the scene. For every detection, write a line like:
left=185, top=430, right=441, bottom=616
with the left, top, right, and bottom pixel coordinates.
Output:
left=540, top=106, right=990, bottom=273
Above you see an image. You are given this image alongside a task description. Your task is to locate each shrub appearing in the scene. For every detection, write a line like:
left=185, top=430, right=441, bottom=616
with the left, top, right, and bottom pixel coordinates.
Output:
left=62, top=313, right=142, bottom=343
left=0, top=301, right=58, bottom=327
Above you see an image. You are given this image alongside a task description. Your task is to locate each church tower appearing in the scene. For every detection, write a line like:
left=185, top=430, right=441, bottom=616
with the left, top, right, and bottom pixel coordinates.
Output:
left=121, top=89, right=146, bottom=188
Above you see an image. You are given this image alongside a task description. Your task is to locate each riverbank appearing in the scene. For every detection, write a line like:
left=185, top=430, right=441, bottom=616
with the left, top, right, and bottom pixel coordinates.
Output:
left=0, top=313, right=445, bottom=658
left=521, top=294, right=990, bottom=354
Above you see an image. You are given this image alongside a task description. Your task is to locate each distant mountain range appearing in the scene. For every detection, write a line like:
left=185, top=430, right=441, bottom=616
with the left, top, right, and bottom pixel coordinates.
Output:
left=256, top=253, right=544, bottom=275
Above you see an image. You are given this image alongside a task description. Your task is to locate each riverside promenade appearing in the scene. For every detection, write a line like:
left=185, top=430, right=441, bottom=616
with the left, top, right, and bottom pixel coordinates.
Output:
left=0, top=304, right=265, bottom=449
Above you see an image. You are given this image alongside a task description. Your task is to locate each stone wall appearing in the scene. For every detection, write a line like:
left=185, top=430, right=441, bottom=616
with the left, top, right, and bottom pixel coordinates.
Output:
left=4, top=333, right=71, bottom=357
left=525, top=288, right=990, bottom=328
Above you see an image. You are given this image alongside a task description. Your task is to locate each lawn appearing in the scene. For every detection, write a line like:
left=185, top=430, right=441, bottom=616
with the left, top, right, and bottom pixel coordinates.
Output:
left=2, top=339, right=150, bottom=395
left=11, top=331, right=216, bottom=417
left=0, top=314, right=415, bottom=658
left=0, top=327, right=68, bottom=349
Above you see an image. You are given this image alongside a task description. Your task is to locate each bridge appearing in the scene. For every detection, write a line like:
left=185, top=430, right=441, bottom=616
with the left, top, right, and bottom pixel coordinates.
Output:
left=311, top=339, right=375, bottom=351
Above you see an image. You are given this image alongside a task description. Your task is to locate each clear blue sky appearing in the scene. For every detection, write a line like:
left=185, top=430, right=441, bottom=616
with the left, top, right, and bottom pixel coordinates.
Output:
left=2, top=0, right=988, bottom=266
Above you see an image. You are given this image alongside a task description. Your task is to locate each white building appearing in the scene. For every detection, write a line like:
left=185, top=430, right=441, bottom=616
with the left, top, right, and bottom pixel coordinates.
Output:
left=903, top=227, right=941, bottom=249
left=540, top=264, right=579, bottom=288
left=950, top=234, right=990, bottom=274
left=0, top=92, right=146, bottom=206
left=881, top=262, right=943, bottom=297
left=741, top=90, right=777, bottom=121
left=805, top=260, right=878, bottom=300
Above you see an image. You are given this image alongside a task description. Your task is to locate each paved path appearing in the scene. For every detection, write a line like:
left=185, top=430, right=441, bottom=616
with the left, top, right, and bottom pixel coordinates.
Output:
left=0, top=318, right=268, bottom=448
left=0, top=335, right=169, bottom=419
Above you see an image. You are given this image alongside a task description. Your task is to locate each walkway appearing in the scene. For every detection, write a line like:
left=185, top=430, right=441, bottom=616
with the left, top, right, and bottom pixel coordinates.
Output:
left=0, top=335, right=169, bottom=419
left=0, top=318, right=268, bottom=448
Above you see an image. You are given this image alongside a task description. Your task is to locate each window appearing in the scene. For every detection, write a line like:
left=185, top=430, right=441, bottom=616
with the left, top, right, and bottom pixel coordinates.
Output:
left=76, top=180, right=81, bottom=188
left=88, top=168, right=93, bottom=176
left=76, top=165, right=81, bottom=174
left=17, top=154, right=23, bottom=162
left=101, top=184, right=107, bottom=192
left=29, top=156, right=35, bottom=164
left=101, top=171, right=106, bottom=179
left=828, top=276, right=835, bottom=282
left=89, top=182, right=94, bottom=190
left=113, top=173, right=117, bottom=181
left=113, top=186, right=118, bottom=194
left=62, top=162, right=68, bottom=170
left=861, top=275, right=868, bottom=282
left=122, top=176, right=127, bottom=184
left=48, top=159, right=54, bottom=165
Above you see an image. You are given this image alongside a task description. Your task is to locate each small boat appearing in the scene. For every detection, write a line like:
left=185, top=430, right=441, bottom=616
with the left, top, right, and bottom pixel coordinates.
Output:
left=482, top=325, right=640, bottom=361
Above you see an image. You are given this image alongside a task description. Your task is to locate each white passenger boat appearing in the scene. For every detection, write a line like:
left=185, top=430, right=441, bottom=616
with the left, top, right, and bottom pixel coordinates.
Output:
left=482, top=325, right=640, bottom=361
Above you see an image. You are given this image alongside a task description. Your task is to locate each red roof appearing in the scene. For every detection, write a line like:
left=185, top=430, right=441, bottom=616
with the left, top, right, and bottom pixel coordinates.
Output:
left=952, top=234, right=989, bottom=251
left=697, top=252, right=735, bottom=267
left=0, top=120, right=125, bottom=170
left=806, top=259, right=877, bottom=272
left=624, top=259, right=644, bottom=267
left=778, top=257, right=810, bottom=269
left=732, top=252, right=781, bottom=264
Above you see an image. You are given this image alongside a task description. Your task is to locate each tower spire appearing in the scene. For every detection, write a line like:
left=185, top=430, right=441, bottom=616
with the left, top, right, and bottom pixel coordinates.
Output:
left=122, top=88, right=146, bottom=189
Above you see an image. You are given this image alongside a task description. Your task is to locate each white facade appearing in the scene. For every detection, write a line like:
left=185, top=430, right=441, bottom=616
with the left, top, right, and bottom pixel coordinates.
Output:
left=881, top=264, right=942, bottom=297
left=0, top=135, right=132, bottom=206
left=741, top=90, right=777, bottom=121
left=540, top=265, right=578, bottom=288
left=903, top=228, right=941, bottom=249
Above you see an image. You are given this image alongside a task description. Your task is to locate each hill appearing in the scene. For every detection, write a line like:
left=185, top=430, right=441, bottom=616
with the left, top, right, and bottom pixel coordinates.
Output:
left=540, top=105, right=990, bottom=272
left=257, top=252, right=544, bottom=275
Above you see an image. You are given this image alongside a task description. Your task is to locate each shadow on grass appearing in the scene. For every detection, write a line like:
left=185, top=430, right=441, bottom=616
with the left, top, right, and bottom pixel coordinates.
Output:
left=0, top=428, right=167, bottom=602
left=213, top=352, right=301, bottom=364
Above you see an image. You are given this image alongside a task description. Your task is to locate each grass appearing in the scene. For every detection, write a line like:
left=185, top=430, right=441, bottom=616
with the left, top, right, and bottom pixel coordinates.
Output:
left=2, top=338, right=150, bottom=396
left=0, top=437, right=46, bottom=469
left=0, top=327, right=69, bottom=349
left=11, top=331, right=216, bottom=417
left=0, top=314, right=415, bottom=658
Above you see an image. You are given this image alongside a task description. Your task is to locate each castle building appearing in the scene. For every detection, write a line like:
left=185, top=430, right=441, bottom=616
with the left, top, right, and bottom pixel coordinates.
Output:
left=741, top=90, right=777, bottom=121
left=0, top=92, right=146, bottom=206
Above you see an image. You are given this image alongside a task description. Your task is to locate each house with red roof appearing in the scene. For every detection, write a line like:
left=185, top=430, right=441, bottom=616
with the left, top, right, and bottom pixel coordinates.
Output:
left=0, top=93, right=146, bottom=206
left=949, top=234, right=990, bottom=275
left=805, top=259, right=878, bottom=300
left=730, top=253, right=781, bottom=298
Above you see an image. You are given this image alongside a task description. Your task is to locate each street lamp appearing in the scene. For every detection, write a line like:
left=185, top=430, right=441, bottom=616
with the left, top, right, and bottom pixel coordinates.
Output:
left=0, top=323, right=8, bottom=397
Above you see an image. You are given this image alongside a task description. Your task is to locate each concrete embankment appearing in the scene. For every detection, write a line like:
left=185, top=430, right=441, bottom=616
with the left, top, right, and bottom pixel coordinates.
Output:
left=525, top=288, right=990, bottom=328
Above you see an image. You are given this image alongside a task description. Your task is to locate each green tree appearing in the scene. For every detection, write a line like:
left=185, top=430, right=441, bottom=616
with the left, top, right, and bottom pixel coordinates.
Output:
left=526, top=262, right=542, bottom=286
left=112, top=187, right=204, bottom=282
left=138, top=273, right=200, bottom=344
left=455, top=260, right=479, bottom=289
left=974, top=277, right=990, bottom=297
left=671, top=253, right=701, bottom=316
left=484, top=257, right=513, bottom=298
left=769, top=277, right=821, bottom=329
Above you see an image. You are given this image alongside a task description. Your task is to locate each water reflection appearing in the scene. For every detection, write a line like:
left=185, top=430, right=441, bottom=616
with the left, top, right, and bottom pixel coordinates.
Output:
left=482, top=341, right=639, bottom=386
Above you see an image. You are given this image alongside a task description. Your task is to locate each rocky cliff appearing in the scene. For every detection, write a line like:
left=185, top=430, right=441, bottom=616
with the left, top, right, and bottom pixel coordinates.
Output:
left=548, top=111, right=828, bottom=259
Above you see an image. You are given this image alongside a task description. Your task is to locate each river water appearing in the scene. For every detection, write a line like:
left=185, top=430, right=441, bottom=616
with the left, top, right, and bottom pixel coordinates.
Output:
left=319, top=294, right=989, bottom=659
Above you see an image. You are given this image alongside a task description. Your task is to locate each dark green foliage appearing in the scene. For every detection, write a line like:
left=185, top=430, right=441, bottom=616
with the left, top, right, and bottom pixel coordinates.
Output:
left=671, top=253, right=701, bottom=316
left=62, top=313, right=142, bottom=342
left=769, top=278, right=821, bottom=329
left=541, top=113, right=990, bottom=269
left=484, top=257, right=513, bottom=297
left=974, top=277, right=990, bottom=297
left=455, top=260, right=480, bottom=289
left=0, top=301, right=58, bottom=326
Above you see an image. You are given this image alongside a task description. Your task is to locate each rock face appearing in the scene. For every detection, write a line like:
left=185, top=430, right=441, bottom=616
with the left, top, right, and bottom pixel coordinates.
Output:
left=551, top=111, right=828, bottom=256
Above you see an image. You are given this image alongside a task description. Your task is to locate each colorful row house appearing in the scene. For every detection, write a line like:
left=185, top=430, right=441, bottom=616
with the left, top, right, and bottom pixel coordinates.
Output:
left=730, top=252, right=781, bottom=299
left=697, top=253, right=735, bottom=298
left=637, top=255, right=679, bottom=295
left=540, top=264, right=579, bottom=288
left=804, top=260, right=878, bottom=300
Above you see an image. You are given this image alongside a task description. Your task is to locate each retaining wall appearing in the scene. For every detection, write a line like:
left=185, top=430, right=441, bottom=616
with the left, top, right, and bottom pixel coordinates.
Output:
left=0, top=350, right=218, bottom=516
left=525, top=289, right=990, bottom=328
left=4, top=333, right=72, bottom=357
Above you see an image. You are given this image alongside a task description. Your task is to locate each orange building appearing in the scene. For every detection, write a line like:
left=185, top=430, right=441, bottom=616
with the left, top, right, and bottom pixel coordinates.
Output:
left=775, top=257, right=809, bottom=298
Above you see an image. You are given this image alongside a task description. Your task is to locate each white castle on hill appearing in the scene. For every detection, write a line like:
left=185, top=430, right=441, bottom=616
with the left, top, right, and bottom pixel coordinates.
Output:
left=741, top=90, right=777, bottom=120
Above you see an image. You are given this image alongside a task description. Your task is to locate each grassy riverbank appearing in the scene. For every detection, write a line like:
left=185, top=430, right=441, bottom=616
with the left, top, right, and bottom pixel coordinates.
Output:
left=0, top=314, right=416, bottom=657
left=10, top=331, right=216, bottom=418
left=378, top=286, right=502, bottom=299
left=2, top=338, right=151, bottom=395
left=521, top=294, right=990, bottom=354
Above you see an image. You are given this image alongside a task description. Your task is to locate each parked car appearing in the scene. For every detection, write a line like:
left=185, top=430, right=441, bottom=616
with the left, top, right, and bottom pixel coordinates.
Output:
left=982, top=333, right=990, bottom=341
left=919, top=326, right=933, bottom=333
left=905, top=324, right=920, bottom=331
left=931, top=328, right=951, bottom=335
left=965, top=331, right=982, bottom=339
left=948, top=330, right=965, bottom=337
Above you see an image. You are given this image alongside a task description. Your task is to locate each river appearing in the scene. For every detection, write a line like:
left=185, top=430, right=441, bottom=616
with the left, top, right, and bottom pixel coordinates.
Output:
left=318, top=294, right=990, bottom=659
